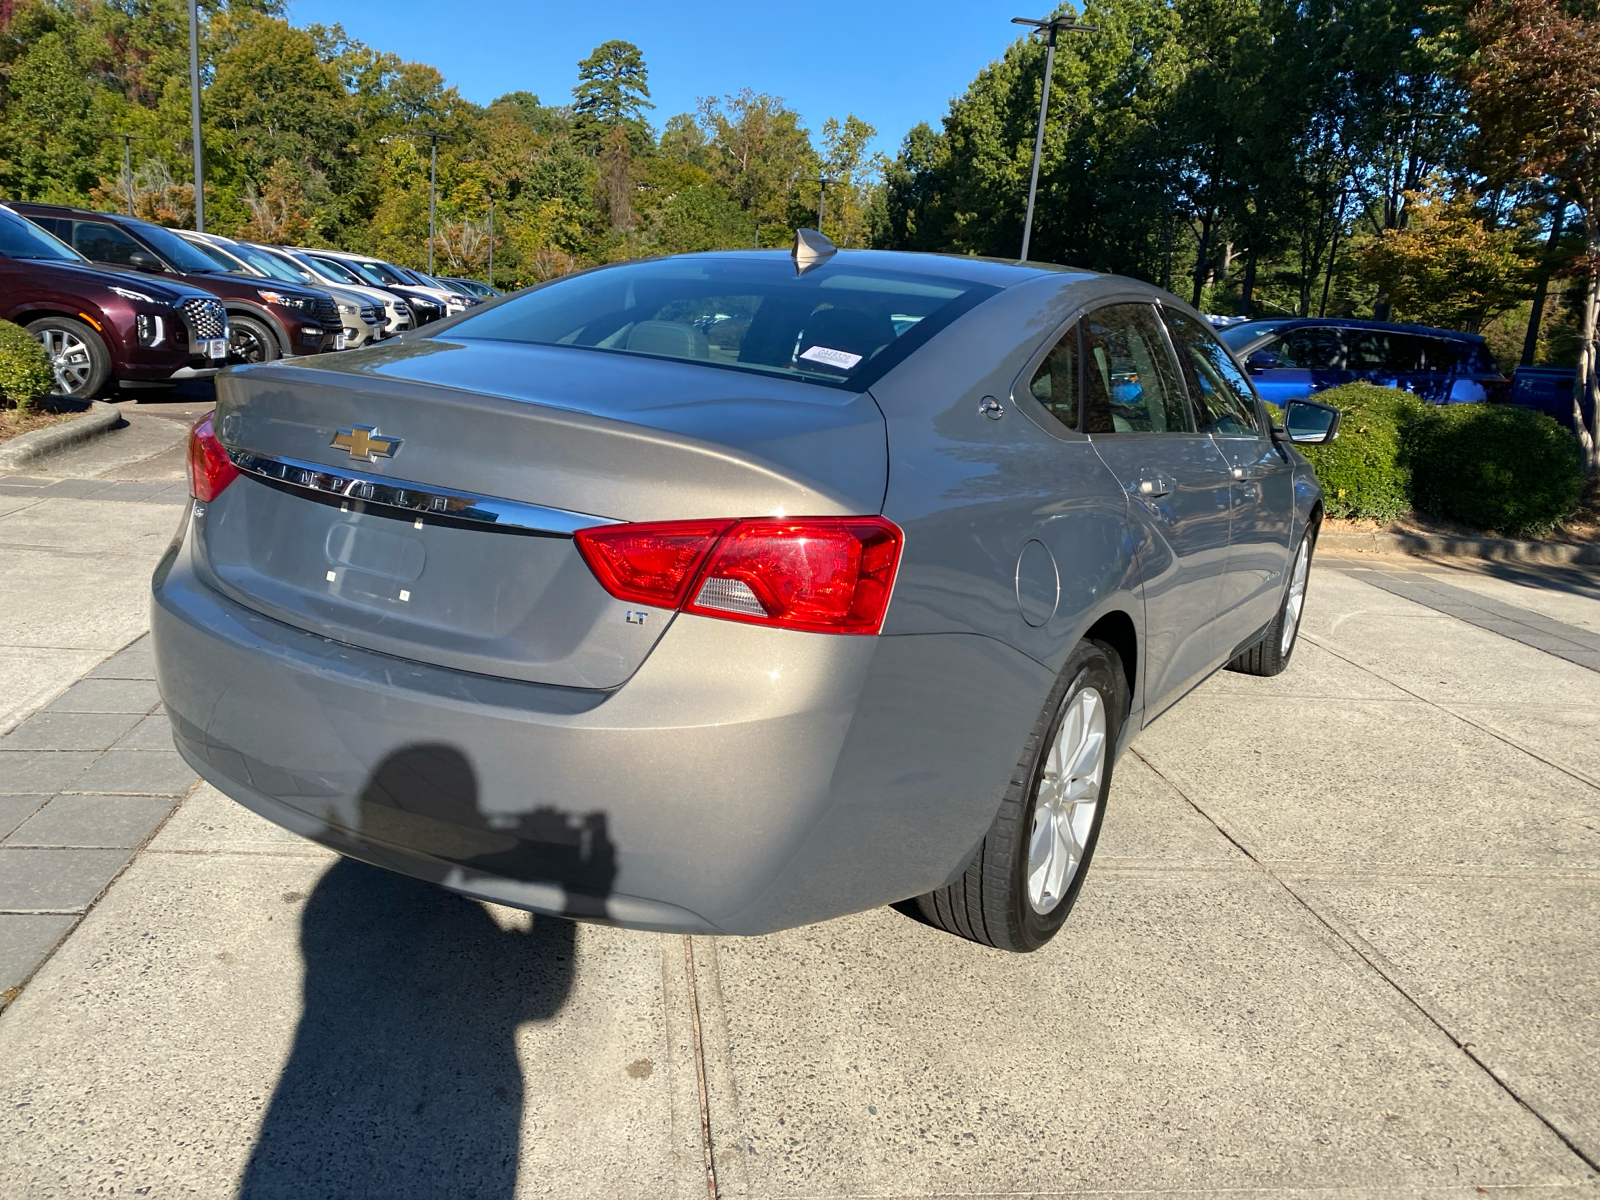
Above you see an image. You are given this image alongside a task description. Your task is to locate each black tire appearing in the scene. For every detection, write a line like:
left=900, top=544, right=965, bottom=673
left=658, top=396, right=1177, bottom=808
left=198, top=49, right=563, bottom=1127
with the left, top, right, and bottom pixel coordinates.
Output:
left=1227, top=528, right=1314, bottom=677
left=25, top=316, right=111, bottom=399
left=228, top=314, right=280, bottom=364
left=911, top=637, right=1128, bottom=953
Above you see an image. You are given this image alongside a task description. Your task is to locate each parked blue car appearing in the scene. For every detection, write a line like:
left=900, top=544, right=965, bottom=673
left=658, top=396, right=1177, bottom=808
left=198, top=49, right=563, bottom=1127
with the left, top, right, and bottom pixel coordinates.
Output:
left=1218, top=318, right=1507, bottom=407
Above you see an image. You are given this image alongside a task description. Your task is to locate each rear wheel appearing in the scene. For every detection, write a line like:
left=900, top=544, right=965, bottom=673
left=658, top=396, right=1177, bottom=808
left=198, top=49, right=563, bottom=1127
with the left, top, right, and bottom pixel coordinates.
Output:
left=1227, top=529, right=1313, bottom=677
left=910, top=638, right=1127, bottom=952
left=26, top=316, right=111, bottom=399
left=228, top=314, right=280, bottom=364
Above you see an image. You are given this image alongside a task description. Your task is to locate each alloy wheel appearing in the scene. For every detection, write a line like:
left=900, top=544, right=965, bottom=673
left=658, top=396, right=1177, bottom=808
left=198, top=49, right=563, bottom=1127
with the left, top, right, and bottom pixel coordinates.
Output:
left=36, top=327, right=93, bottom=394
left=1279, top=537, right=1311, bottom=656
left=229, top=324, right=269, bottom=364
left=1027, top=686, right=1107, bottom=914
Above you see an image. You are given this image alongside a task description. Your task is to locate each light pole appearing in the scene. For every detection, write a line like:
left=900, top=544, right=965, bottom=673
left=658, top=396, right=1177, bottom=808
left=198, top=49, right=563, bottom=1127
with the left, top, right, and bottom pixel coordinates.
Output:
left=486, top=195, right=495, bottom=289
left=118, top=134, right=139, bottom=217
left=187, top=0, right=205, bottom=231
left=416, top=131, right=451, bottom=275
left=812, top=175, right=839, bottom=233
left=1012, top=13, right=1096, bottom=261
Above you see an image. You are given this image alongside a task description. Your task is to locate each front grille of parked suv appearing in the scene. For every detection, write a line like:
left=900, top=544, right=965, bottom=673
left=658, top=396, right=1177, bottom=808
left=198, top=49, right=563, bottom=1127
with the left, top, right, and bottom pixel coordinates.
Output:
left=182, top=298, right=227, bottom=340
left=311, top=296, right=339, bottom=327
left=358, top=304, right=382, bottom=326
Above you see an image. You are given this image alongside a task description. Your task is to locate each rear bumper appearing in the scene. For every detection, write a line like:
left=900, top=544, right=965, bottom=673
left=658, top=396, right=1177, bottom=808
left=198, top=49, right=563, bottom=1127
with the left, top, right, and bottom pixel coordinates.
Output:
left=151, top=514, right=1052, bottom=934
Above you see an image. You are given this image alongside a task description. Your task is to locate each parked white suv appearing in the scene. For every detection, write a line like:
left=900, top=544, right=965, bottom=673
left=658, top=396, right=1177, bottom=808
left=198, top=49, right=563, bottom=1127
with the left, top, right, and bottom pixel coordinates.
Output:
left=253, top=245, right=415, bottom=337
left=310, top=249, right=475, bottom=316
left=178, top=232, right=386, bottom=349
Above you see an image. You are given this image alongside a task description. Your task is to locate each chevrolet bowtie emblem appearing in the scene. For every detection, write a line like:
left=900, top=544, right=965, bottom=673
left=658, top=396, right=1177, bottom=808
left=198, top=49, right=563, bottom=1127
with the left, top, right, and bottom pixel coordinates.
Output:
left=330, top=426, right=401, bottom=462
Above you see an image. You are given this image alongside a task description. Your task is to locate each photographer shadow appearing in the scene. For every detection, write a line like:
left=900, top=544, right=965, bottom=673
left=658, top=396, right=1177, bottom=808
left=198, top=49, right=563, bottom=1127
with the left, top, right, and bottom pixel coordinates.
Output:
left=240, top=744, right=610, bottom=1200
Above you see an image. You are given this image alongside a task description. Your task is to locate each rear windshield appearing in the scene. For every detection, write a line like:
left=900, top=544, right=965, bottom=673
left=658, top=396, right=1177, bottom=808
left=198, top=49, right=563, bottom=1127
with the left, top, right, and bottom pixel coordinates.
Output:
left=443, top=254, right=1000, bottom=391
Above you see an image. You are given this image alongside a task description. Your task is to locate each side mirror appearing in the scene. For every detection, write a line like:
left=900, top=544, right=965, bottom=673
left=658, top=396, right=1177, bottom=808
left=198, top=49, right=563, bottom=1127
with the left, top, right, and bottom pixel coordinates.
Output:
left=1282, top=398, right=1340, bottom=445
left=1245, top=350, right=1280, bottom=372
left=128, top=250, right=165, bottom=273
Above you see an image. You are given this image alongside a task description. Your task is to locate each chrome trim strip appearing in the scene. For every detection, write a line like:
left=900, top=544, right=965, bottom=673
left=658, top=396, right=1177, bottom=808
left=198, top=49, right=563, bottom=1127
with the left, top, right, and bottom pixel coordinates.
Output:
left=226, top=450, right=616, bottom=535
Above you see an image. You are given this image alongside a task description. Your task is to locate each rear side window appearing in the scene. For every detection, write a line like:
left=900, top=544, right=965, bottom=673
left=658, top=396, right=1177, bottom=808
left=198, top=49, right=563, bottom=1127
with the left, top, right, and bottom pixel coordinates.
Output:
left=1274, top=327, right=1343, bottom=369
left=1026, top=323, right=1079, bottom=432
left=446, top=255, right=999, bottom=392
left=1349, top=330, right=1424, bottom=372
left=1163, top=308, right=1260, bottom=436
left=1082, top=304, right=1192, bottom=434
left=71, top=220, right=147, bottom=267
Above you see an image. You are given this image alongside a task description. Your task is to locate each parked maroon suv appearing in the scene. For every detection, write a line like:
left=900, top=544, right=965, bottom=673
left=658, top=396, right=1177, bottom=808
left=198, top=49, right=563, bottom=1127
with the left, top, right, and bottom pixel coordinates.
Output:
left=6, top=202, right=340, bottom=364
left=0, top=205, right=228, bottom=398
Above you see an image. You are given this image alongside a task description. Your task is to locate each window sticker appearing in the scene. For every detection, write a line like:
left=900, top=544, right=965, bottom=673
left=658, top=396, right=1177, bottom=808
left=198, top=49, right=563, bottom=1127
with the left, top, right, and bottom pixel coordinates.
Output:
left=799, top=345, right=863, bottom=370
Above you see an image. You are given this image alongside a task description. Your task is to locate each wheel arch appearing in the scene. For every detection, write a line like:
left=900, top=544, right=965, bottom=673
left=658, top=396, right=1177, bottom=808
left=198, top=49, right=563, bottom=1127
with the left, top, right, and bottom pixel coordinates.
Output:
left=1082, top=608, right=1137, bottom=711
left=223, top=302, right=290, bottom=355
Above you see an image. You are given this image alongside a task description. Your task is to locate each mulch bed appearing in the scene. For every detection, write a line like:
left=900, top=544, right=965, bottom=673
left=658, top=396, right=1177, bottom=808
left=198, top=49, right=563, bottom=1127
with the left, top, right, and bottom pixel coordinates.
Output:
left=0, top=396, right=91, bottom=446
left=1324, top=482, right=1600, bottom=548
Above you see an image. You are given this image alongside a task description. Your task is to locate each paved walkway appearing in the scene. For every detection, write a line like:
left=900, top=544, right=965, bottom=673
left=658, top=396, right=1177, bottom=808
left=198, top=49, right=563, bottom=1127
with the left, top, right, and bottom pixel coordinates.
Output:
left=1, top=415, right=1597, bottom=1199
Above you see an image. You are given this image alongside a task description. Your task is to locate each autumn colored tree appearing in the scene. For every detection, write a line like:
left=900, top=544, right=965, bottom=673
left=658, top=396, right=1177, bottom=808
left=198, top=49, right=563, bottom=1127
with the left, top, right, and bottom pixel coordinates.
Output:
left=1357, top=187, right=1529, bottom=332
left=1467, top=0, right=1600, bottom=467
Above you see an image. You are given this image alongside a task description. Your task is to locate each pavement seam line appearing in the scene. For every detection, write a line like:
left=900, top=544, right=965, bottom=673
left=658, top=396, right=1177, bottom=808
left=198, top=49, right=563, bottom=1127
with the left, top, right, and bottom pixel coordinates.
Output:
left=1129, top=745, right=1600, bottom=1177
left=0, top=777, right=197, bottom=1014
left=683, top=934, right=720, bottom=1200
left=1301, top=634, right=1600, bottom=793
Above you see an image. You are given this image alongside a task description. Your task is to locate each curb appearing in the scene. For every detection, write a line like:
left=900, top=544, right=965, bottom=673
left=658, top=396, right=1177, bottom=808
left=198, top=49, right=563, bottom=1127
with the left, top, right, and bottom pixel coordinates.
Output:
left=1319, top=529, right=1600, bottom=566
left=0, top=400, right=122, bottom=473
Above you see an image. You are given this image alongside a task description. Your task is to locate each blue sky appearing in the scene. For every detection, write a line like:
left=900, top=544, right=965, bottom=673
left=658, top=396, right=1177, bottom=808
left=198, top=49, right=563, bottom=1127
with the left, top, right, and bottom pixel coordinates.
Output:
left=284, top=1, right=1034, bottom=160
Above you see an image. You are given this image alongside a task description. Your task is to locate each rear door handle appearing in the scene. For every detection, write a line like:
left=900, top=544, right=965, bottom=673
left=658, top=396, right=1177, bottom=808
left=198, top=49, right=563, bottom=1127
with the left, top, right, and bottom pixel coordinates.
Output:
left=1128, top=472, right=1174, bottom=500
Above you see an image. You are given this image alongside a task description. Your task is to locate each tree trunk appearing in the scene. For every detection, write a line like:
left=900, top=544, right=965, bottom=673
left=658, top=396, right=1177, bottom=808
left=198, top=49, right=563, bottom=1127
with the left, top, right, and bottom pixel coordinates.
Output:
left=1238, top=240, right=1257, bottom=317
left=1574, top=209, right=1600, bottom=473
left=1522, top=201, right=1567, bottom=367
left=603, top=126, right=634, bottom=231
left=1191, top=210, right=1214, bottom=309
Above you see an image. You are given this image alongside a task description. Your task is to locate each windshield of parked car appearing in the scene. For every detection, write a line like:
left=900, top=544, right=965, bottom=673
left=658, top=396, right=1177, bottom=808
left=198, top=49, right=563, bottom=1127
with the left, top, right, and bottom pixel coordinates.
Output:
left=348, top=259, right=408, bottom=286
left=226, top=242, right=307, bottom=284
left=0, top=208, right=84, bottom=261
left=131, top=221, right=233, bottom=274
left=302, top=254, right=365, bottom=285
left=1217, top=321, right=1287, bottom=352
left=444, top=254, right=1000, bottom=391
left=180, top=236, right=251, bottom=274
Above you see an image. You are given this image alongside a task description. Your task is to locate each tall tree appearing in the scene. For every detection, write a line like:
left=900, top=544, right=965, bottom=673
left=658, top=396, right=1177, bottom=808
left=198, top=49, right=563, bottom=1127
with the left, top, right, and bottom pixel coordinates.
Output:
left=571, top=39, right=652, bottom=149
left=1468, top=0, right=1600, bottom=468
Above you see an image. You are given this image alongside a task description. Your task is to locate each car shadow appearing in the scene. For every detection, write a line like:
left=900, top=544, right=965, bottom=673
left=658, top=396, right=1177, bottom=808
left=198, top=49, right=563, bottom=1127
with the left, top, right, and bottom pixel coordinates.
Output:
left=238, top=852, right=582, bottom=1197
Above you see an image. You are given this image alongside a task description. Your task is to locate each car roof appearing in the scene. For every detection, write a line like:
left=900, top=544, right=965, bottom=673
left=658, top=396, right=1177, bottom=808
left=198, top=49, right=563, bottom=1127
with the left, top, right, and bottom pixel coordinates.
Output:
left=1222, top=316, right=1488, bottom=343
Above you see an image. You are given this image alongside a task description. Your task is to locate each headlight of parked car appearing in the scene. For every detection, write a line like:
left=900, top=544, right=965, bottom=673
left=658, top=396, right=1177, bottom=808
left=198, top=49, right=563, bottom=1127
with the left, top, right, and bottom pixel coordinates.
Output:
left=258, top=290, right=310, bottom=311
left=337, top=302, right=357, bottom=316
left=135, top=313, right=166, bottom=347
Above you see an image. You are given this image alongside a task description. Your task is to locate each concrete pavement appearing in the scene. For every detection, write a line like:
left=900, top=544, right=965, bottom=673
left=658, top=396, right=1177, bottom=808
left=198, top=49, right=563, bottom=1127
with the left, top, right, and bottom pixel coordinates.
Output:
left=0, top=412, right=1596, bottom=1198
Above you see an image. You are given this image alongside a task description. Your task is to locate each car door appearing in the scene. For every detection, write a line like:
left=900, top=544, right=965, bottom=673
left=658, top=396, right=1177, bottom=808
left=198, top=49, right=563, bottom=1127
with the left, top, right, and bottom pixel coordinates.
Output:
left=66, top=219, right=155, bottom=271
left=1347, top=328, right=1427, bottom=395
left=1247, top=325, right=1347, bottom=405
left=1083, top=302, right=1234, bottom=716
left=1164, top=306, right=1294, bottom=653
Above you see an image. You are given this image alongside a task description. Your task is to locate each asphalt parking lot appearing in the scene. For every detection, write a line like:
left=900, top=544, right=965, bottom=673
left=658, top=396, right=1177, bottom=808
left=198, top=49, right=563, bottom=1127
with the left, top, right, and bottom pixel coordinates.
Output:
left=0, top=405, right=1597, bottom=1198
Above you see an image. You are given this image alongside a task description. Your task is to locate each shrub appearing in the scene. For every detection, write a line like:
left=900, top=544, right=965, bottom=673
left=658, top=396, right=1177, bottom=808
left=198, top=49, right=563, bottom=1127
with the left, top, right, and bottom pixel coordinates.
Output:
left=1404, top=402, right=1582, bottom=537
left=0, top=321, right=54, bottom=410
left=1293, top=382, right=1426, bottom=523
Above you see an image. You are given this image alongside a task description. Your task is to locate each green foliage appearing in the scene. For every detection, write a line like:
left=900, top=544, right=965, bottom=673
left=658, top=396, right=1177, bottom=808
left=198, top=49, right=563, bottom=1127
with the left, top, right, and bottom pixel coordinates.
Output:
left=1405, top=403, right=1583, bottom=537
left=1275, top=384, right=1583, bottom=537
left=1296, top=383, right=1426, bottom=522
left=0, top=321, right=56, bottom=409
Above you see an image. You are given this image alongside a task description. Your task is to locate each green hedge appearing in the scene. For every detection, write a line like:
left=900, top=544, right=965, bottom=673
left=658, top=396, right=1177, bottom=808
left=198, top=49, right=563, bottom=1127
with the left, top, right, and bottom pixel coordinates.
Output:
left=0, top=321, right=54, bottom=410
left=1290, top=383, right=1424, bottom=523
left=1266, top=383, right=1583, bottom=538
left=1405, top=402, right=1583, bottom=538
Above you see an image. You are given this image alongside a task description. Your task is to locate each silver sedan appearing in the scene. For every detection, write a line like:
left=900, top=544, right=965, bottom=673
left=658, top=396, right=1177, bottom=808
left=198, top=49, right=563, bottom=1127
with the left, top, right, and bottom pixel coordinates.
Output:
left=151, top=237, right=1337, bottom=951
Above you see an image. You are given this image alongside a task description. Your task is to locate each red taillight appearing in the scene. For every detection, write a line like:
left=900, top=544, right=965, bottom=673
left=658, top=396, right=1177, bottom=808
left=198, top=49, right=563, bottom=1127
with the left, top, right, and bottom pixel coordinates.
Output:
left=574, top=520, right=735, bottom=608
left=187, top=413, right=239, bottom=502
left=576, top=516, right=903, bottom=635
